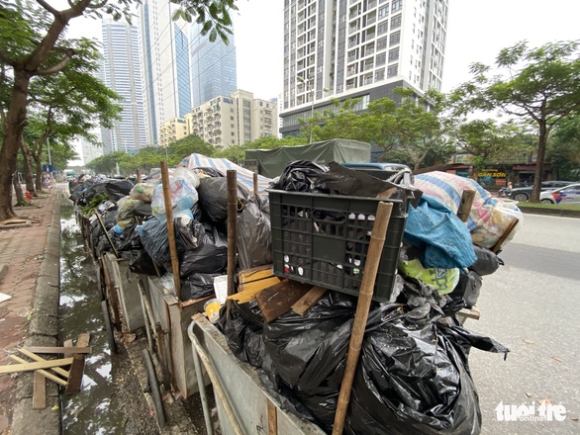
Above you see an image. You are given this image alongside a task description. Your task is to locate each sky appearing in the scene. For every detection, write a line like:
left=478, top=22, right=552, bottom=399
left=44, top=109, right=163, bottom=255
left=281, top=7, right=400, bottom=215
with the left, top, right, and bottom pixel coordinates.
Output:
left=63, top=0, right=580, bottom=164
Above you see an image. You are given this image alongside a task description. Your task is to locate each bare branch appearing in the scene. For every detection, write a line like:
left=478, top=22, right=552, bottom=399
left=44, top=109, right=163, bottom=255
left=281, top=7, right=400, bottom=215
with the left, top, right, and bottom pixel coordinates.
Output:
left=35, top=0, right=60, bottom=16
left=35, top=49, right=75, bottom=75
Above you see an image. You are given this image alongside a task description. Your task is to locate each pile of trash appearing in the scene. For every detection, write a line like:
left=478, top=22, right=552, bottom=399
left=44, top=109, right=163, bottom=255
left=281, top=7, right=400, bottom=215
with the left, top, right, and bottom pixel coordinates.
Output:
left=69, top=166, right=273, bottom=302
left=216, top=161, right=520, bottom=435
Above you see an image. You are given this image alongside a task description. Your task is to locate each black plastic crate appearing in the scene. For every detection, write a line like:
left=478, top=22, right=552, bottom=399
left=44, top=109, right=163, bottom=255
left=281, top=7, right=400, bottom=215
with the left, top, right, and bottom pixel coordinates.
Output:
left=268, top=189, right=408, bottom=302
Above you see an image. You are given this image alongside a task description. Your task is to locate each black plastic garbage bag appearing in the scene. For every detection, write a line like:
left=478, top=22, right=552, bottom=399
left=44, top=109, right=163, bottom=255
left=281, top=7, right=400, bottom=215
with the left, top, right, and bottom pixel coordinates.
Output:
left=237, top=201, right=272, bottom=270
left=82, top=183, right=107, bottom=205
left=217, top=300, right=266, bottom=368
left=114, top=221, right=142, bottom=252
left=138, top=217, right=170, bottom=264
left=105, top=180, right=134, bottom=202
left=469, top=245, right=503, bottom=276
left=126, top=250, right=163, bottom=276
left=450, top=271, right=482, bottom=309
left=197, top=177, right=252, bottom=222
left=192, top=167, right=225, bottom=178
left=270, top=160, right=329, bottom=193
left=180, top=273, right=221, bottom=301
left=179, top=225, right=227, bottom=277
left=175, top=216, right=205, bottom=252
left=344, top=316, right=508, bottom=435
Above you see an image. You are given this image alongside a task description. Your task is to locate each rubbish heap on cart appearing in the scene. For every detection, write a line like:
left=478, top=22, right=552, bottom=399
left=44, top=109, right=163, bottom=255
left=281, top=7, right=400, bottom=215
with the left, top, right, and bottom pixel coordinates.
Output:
left=69, top=153, right=523, bottom=435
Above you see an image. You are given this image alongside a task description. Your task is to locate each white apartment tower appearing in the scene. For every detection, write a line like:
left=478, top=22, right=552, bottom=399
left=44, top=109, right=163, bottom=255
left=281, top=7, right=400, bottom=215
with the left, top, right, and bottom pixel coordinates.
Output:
left=280, top=0, right=448, bottom=136
left=139, top=0, right=192, bottom=145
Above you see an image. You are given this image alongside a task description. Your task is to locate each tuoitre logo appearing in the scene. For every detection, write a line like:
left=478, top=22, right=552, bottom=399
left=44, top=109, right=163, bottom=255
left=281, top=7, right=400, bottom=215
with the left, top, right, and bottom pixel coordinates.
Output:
left=495, top=401, right=567, bottom=422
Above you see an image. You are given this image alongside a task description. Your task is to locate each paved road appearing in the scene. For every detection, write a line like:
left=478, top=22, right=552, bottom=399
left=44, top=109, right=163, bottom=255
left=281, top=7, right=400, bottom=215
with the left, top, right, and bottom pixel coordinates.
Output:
left=468, top=214, right=580, bottom=434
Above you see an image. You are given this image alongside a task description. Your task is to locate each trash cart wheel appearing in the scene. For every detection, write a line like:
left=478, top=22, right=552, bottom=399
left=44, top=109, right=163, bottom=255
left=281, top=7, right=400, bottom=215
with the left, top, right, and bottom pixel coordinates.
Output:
left=101, top=300, right=117, bottom=354
left=142, top=349, right=166, bottom=428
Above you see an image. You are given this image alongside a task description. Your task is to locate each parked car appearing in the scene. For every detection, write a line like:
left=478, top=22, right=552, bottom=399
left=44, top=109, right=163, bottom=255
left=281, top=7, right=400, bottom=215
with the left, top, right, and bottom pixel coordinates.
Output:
left=539, top=183, right=580, bottom=204
left=343, top=162, right=410, bottom=172
left=509, top=180, right=574, bottom=201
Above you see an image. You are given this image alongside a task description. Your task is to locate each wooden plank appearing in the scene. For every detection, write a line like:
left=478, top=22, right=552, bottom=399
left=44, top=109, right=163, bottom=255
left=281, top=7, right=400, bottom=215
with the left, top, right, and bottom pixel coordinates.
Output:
left=267, top=398, right=278, bottom=435
left=65, top=334, right=91, bottom=395
left=63, top=339, right=74, bottom=357
left=291, top=286, right=328, bottom=316
left=458, top=306, right=481, bottom=320
left=255, top=280, right=313, bottom=323
left=8, top=355, right=68, bottom=386
left=457, top=190, right=476, bottom=223
left=238, top=265, right=274, bottom=284
left=16, top=350, right=69, bottom=378
left=491, top=218, right=519, bottom=254
left=24, top=347, right=91, bottom=355
left=32, top=371, right=46, bottom=409
left=0, top=358, right=73, bottom=374
left=228, top=277, right=282, bottom=304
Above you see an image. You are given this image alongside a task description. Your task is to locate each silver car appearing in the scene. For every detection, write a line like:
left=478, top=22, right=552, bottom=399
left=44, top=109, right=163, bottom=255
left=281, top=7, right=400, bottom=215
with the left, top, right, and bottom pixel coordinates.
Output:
left=540, top=183, right=580, bottom=204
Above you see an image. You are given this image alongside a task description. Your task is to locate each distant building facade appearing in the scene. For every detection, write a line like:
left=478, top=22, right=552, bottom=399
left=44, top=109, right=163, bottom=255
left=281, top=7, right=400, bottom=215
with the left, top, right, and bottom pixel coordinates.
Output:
left=80, top=136, right=103, bottom=165
left=100, top=19, right=147, bottom=154
left=185, top=90, right=277, bottom=150
left=280, top=0, right=449, bottom=136
left=159, top=117, right=189, bottom=148
left=190, top=21, right=237, bottom=108
left=139, top=0, right=192, bottom=144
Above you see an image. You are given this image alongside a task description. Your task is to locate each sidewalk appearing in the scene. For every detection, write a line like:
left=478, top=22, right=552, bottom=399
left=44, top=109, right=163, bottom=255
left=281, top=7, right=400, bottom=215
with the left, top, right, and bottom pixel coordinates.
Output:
left=0, top=190, right=61, bottom=435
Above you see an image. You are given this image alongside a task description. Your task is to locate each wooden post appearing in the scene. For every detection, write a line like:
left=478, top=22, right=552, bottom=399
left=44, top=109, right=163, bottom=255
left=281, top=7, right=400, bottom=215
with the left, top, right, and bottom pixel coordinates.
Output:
left=226, top=170, right=238, bottom=317
left=160, top=161, right=181, bottom=299
left=267, top=398, right=278, bottom=435
left=457, top=190, right=476, bottom=223
left=136, top=169, right=142, bottom=184
left=94, top=212, right=119, bottom=259
left=253, top=172, right=258, bottom=196
left=491, top=217, right=519, bottom=253
left=332, top=201, right=393, bottom=435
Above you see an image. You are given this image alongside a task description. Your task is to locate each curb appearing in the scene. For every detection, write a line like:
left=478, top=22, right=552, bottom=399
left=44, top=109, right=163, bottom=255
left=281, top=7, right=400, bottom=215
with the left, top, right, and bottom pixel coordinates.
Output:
left=12, top=192, right=62, bottom=435
left=519, top=206, right=580, bottom=219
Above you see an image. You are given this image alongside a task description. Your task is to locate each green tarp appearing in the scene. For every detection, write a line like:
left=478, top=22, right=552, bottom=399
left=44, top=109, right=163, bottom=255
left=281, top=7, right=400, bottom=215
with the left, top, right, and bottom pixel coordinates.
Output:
left=245, top=139, right=371, bottom=178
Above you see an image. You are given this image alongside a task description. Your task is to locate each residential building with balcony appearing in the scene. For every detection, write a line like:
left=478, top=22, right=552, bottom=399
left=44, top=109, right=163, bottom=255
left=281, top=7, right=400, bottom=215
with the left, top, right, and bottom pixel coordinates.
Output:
left=186, top=90, right=278, bottom=151
left=280, top=0, right=448, bottom=136
left=159, top=117, right=189, bottom=148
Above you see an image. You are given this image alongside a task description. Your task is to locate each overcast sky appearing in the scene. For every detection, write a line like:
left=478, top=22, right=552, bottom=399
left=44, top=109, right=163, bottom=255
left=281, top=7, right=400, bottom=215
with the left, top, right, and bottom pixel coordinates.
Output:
left=64, top=0, right=580, bottom=163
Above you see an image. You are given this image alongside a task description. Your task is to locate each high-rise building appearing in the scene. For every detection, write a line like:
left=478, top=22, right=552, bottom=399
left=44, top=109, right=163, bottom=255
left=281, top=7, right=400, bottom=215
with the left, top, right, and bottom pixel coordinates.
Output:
left=190, top=22, right=237, bottom=108
left=139, top=0, right=192, bottom=145
left=80, top=136, right=103, bottom=165
left=280, top=0, right=448, bottom=136
left=100, top=19, right=147, bottom=154
left=185, top=90, right=277, bottom=150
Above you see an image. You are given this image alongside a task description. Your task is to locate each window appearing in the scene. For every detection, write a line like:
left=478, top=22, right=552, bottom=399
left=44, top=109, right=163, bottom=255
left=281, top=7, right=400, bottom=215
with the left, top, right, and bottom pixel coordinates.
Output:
left=391, top=14, right=401, bottom=29
left=231, top=116, right=234, bottom=120
left=387, top=63, right=398, bottom=77
left=375, top=68, right=385, bottom=81
left=377, top=20, right=388, bottom=35
left=378, top=5, right=388, bottom=19
left=376, top=52, right=386, bottom=66
left=389, top=30, right=400, bottom=45
left=376, top=37, right=387, bottom=50
left=388, top=47, right=399, bottom=62
left=392, top=0, right=402, bottom=13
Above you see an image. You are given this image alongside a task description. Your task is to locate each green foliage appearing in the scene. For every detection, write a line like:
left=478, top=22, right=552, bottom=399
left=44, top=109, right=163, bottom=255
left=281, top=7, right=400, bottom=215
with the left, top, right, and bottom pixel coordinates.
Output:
left=549, top=116, right=580, bottom=181
left=447, top=40, right=580, bottom=201
left=166, top=134, right=216, bottom=166
left=450, top=119, right=531, bottom=172
left=171, top=0, right=238, bottom=44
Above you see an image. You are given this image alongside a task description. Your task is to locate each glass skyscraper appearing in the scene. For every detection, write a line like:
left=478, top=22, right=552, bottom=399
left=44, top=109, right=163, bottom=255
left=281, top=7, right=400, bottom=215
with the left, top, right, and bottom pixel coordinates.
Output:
left=139, top=0, right=192, bottom=144
left=190, top=22, right=237, bottom=108
left=100, top=20, right=147, bottom=154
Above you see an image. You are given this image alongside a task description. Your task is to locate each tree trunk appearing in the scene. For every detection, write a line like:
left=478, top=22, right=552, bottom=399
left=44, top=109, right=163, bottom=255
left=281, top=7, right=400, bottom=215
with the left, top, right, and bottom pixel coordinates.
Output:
left=20, top=140, right=37, bottom=197
left=34, top=155, right=43, bottom=192
left=12, top=170, right=26, bottom=206
left=0, top=70, right=31, bottom=221
left=530, top=121, right=548, bottom=203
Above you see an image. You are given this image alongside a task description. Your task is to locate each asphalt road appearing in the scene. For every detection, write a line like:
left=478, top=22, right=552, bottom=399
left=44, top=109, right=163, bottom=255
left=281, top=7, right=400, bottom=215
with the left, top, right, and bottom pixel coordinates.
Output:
left=468, top=214, right=580, bottom=434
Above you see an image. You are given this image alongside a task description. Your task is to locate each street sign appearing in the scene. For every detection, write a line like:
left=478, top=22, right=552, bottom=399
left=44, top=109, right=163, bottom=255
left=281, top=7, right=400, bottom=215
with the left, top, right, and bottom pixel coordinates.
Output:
left=42, top=164, right=53, bottom=172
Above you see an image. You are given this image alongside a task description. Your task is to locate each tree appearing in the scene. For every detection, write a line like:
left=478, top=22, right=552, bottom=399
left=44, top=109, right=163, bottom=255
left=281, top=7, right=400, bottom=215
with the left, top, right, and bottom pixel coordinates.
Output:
left=549, top=116, right=580, bottom=181
left=166, top=134, right=216, bottom=166
left=451, top=119, right=530, bottom=174
left=0, top=0, right=238, bottom=221
left=448, top=41, right=580, bottom=202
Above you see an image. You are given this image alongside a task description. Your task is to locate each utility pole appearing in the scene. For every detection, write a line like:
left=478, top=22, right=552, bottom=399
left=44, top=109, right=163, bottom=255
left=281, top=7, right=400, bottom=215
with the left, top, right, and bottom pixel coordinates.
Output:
left=46, top=137, right=52, bottom=167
